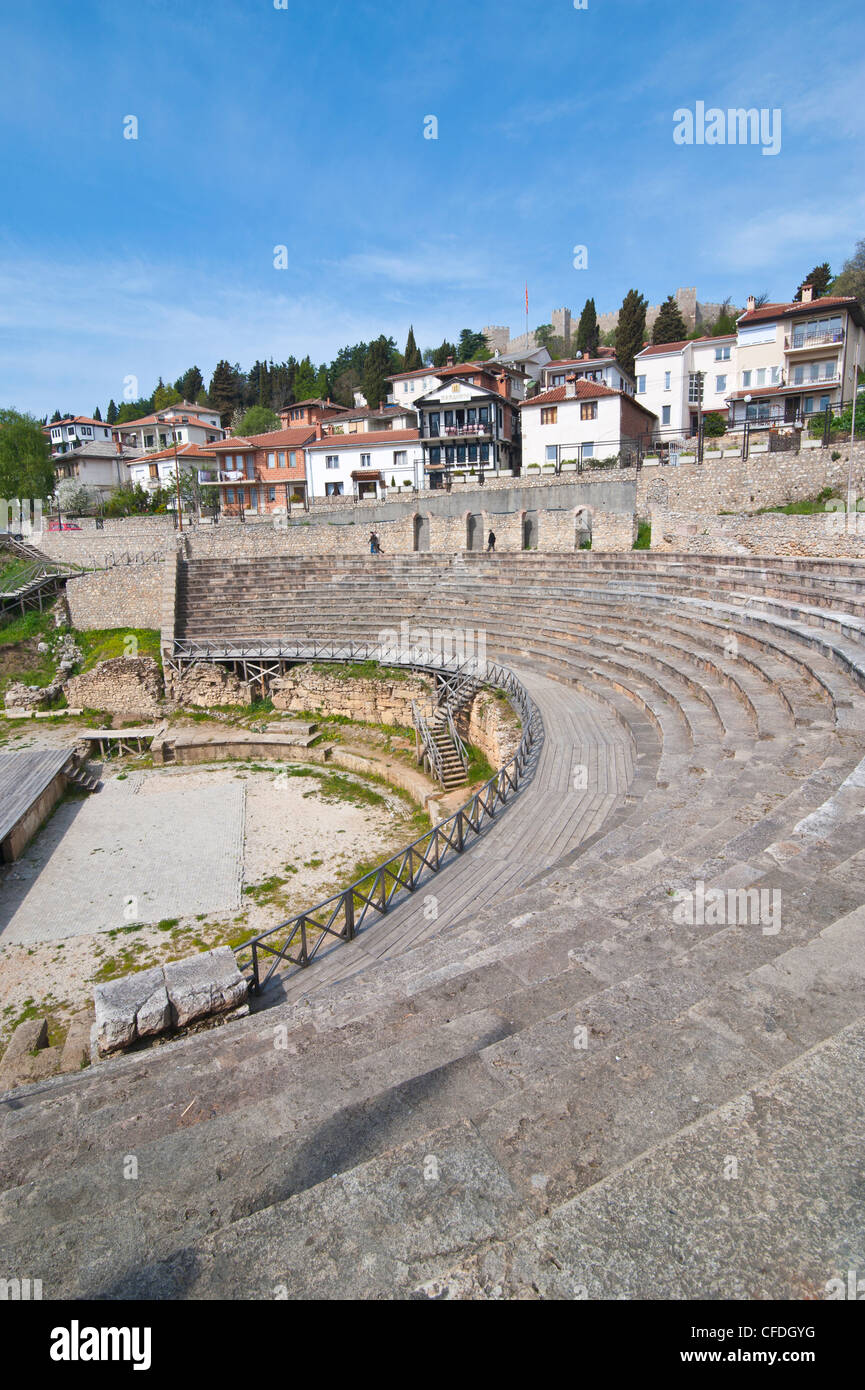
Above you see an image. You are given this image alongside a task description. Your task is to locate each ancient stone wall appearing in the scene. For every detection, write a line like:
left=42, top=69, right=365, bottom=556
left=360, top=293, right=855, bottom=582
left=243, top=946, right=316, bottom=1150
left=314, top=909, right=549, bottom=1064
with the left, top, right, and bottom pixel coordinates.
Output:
left=460, top=690, right=523, bottom=768
left=637, top=442, right=865, bottom=516
left=65, top=561, right=165, bottom=630
left=649, top=505, right=865, bottom=558
left=270, top=664, right=434, bottom=725
left=63, top=657, right=165, bottom=716
left=592, top=509, right=637, bottom=551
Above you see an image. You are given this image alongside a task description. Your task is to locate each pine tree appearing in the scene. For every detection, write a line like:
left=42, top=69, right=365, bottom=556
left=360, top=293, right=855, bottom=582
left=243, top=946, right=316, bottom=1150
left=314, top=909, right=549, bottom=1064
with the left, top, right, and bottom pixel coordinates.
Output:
left=362, top=336, right=394, bottom=409
left=106, top=400, right=118, bottom=424
left=93, top=405, right=102, bottom=421
left=50, top=409, right=62, bottom=423
left=615, top=290, right=649, bottom=377
left=652, top=294, right=689, bottom=345
left=175, top=365, right=204, bottom=403
left=575, top=299, right=600, bottom=357
left=209, top=360, right=242, bottom=425
left=290, top=356, right=318, bottom=402
left=432, top=339, right=457, bottom=368
left=403, top=325, right=423, bottom=372
left=794, top=263, right=832, bottom=301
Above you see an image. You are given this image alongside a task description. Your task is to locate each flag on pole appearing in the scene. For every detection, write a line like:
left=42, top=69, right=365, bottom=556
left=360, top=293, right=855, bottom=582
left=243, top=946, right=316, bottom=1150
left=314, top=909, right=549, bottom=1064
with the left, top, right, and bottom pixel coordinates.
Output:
left=525, top=283, right=529, bottom=316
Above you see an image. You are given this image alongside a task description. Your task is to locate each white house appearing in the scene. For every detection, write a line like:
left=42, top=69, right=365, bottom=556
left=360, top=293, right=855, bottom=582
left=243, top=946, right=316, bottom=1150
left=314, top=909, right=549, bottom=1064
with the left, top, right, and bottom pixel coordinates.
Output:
left=539, top=352, right=635, bottom=396
left=48, top=416, right=114, bottom=454
left=321, top=403, right=418, bottom=436
left=305, top=430, right=423, bottom=500
left=520, top=377, right=658, bottom=469
left=52, top=441, right=133, bottom=502
left=113, top=401, right=224, bottom=454
left=126, top=442, right=216, bottom=499
left=726, top=289, right=865, bottom=428
left=635, top=336, right=736, bottom=438
left=386, top=366, right=444, bottom=406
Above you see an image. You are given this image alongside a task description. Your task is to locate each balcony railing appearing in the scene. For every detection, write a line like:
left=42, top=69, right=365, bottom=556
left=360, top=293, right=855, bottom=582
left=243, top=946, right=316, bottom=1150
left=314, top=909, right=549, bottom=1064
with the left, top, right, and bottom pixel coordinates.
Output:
left=785, top=329, right=845, bottom=351
left=421, top=422, right=493, bottom=440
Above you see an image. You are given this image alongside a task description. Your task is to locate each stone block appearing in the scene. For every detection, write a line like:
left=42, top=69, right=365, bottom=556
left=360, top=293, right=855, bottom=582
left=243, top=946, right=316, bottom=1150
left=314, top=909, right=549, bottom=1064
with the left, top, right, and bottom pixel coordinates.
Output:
left=93, top=965, right=171, bottom=1055
left=163, top=947, right=247, bottom=1029
left=59, top=1013, right=92, bottom=1073
left=2, top=1017, right=48, bottom=1061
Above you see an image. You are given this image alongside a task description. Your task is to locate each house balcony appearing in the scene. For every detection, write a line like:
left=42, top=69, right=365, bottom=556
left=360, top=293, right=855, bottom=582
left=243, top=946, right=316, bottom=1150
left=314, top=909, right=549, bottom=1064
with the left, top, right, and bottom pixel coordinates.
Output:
left=197, top=469, right=249, bottom=485
left=420, top=424, right=493, bottom=442
left=785, top=329, right=845, bottom=353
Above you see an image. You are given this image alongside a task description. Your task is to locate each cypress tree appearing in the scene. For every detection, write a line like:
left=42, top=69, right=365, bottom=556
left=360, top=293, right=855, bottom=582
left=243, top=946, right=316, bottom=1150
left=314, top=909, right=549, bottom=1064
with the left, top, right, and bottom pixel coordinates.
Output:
left=106, top=400, right=118, bottom=424
left=615, top=289, right=649, bottom=377
left=652, top=295, right=689, bottom=345
left=575, top=298, right=600, bottom=357
left=403, top=325, right=423, bottom=372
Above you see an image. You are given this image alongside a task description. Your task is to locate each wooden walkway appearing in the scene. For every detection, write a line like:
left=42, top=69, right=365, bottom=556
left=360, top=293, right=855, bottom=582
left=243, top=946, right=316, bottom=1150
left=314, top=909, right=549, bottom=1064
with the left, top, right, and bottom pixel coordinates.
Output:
left=0, top=749, right=73, bottom=846
left=272, top=664, right=638, bottom=1006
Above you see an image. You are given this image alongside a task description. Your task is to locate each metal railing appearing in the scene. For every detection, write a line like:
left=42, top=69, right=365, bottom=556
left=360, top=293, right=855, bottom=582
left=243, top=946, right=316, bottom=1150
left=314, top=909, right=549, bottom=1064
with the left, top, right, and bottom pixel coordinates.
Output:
left=235, top=654, right=541, bottom=994
left=412, top=699, right=445, bottom=783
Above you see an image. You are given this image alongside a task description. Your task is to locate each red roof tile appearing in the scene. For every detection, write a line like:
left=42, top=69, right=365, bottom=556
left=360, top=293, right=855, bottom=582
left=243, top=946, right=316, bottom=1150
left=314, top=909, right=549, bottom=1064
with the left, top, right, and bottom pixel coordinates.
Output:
left=308, top=429, right=420, bottom=451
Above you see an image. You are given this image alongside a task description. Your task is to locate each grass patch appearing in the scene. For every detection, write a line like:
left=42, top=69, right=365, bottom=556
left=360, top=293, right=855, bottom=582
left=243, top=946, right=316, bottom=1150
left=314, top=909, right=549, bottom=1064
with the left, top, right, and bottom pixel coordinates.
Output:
left=75, top=628, right=161, bottom=671
left=754, top=487, right=840, bottom=517
left=634, top=520, right=652, bottom=550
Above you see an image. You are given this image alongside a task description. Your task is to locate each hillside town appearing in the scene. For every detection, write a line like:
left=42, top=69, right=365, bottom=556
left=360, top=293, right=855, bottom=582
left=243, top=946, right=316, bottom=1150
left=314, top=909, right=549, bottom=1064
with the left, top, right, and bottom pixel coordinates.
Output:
left=34, top=276, right=865, bottom=523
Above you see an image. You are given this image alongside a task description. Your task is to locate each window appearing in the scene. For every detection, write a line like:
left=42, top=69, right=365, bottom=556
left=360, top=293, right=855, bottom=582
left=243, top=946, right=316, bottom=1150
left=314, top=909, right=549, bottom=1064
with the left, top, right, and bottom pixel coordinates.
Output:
left=478, top=406, right=490, bottom=425
left=664, top=372, right=671, bottom=391
left=715, top=375, right=727, bottom=393
left=825, top=360, right=837, bottom=379
left=714, top=345, right=731, bottom=361
left=360, top=453, right=371, bottom=468
left=468, top=445, right=478, bottom=462
left=444, top=410, right=454, bottom=427
left=770, top=366, right=781, bottom=384
left=144, top=433, right=155, bottom=448
left=480, top=444, right=490, bottom=463
left=268, top=487, right=276, bottom=503
left=393, top=451, right=407, bottom=467
left=637, top=375, right=646, bottom=393
left=278, top=452, right=286, bottom=467
left=289, top=451, right=296, bottom=467
left=552, top=374, right=565, bottom=387
left=245, top=456, right=255, bottom=478
left=497, top=407, right=503, bottom=428
left=662, top=406, right=671, bottom=425
left=581, top=442, right=595, bottom=460
left=756, top=368, right=767, bottom=386
left=793, top=365, right=804, bottom=385
left=430, top=446, right=441, bottom=465
left=742, top=371, right=752, bottom=388
left=457, top=445, right=467, bottom=463
left=226, top=488, right=235, bottom=503
left=580, top=401, right=597, bottom=421
left=148, top=464, right=158, bottom=479
left=267, top=452, right=275, bottom=467
left=541, top=407, right=558, bottom=425
left=82, top=425, right=92, bottom=436
left=545, top=445, right=558, bottom=462
left=804, top=396, right=814, bottom=414
left=325, top=481, right=343, bottom=496
left=325, top=456, right=339, bottom=469
left=688, top=374, right=703, bottom=404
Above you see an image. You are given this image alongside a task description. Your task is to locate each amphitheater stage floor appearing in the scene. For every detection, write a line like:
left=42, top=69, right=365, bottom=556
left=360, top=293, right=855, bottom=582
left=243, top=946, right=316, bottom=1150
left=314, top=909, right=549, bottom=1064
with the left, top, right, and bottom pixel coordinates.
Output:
left=0, top=748, right=74, bottom=864
left=0, top=772, right=246, bottom=944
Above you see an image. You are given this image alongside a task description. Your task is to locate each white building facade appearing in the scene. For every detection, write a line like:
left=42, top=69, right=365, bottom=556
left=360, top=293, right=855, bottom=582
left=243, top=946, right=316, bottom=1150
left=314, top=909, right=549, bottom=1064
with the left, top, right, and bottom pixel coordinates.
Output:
left=635, top=336, right=736, bottom=438
left=306, top=431, right=423, bottom=500
left=520, top=378, right=657, bottom=468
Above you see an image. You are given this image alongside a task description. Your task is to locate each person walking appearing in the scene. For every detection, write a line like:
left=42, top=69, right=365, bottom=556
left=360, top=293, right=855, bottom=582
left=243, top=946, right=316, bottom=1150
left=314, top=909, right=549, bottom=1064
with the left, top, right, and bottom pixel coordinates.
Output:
left=487, top=529, right=496, bottom=553
left=369, top=531, right=384, bottom=554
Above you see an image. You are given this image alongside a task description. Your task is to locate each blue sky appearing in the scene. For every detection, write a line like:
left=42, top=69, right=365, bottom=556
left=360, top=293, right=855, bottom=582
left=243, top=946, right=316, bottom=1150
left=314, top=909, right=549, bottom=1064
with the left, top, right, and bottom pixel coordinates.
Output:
left=1, top=0, right=863, bottom=416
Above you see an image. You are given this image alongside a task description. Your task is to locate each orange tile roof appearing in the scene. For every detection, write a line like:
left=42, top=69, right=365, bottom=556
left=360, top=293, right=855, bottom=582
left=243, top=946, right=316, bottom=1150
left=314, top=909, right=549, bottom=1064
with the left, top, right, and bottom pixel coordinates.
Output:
left=738, top=295, right=859, bottom=324
left=308, top=429, right=420, bottom=451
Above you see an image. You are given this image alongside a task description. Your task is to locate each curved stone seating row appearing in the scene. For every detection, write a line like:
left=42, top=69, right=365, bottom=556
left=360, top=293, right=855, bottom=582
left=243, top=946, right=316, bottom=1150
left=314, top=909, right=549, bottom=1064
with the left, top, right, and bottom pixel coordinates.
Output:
left=3, top=551, right=865, bottom=1298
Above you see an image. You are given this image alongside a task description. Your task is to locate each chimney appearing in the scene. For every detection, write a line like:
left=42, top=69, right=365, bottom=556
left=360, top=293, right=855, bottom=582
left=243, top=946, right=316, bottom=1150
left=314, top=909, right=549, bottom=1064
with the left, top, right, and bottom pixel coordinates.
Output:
left=315, top=420, right=323, bottom=440
left=746, top=295, right=756, bottom=313
left=800, top=283, right=814, bottom=304
left=565, top=374, right=578, bottom=399
left=496, top=375, right=510, bottom=399
left=446, top=355, right=454, bottom=367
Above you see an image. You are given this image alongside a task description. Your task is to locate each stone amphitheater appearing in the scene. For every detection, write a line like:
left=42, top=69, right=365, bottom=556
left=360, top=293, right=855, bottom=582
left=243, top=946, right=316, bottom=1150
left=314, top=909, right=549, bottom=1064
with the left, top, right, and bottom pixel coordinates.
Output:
left=2, top=548, right=865, bottom=1300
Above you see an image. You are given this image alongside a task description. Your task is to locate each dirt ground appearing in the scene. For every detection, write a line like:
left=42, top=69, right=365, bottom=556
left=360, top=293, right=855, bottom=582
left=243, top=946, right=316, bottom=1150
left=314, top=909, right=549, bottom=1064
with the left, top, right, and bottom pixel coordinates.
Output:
left=0, top=723, right=428, bottom=1052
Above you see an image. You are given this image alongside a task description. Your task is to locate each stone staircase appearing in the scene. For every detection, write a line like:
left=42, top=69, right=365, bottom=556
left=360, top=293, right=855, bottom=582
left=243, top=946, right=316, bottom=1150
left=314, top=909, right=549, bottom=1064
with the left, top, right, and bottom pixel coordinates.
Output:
left=3, top=550, right=865, bottom=1299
